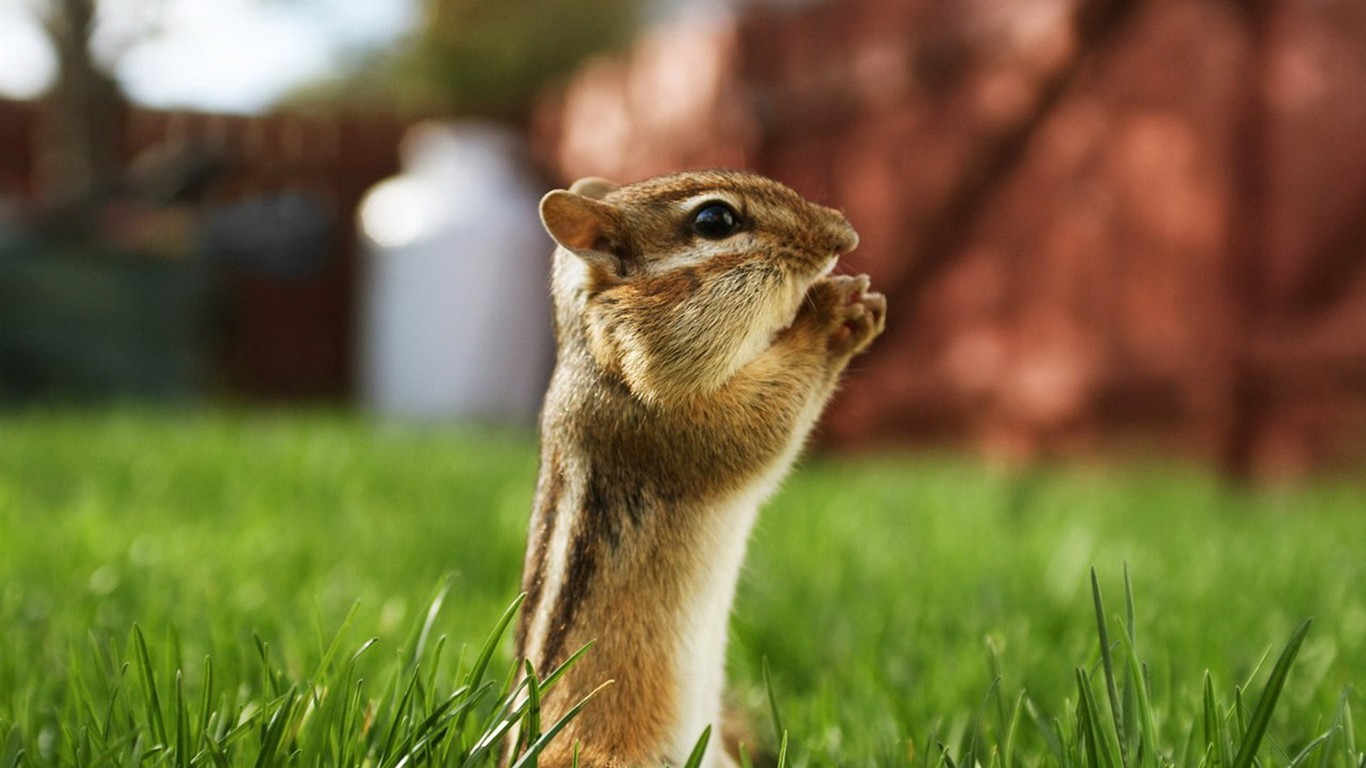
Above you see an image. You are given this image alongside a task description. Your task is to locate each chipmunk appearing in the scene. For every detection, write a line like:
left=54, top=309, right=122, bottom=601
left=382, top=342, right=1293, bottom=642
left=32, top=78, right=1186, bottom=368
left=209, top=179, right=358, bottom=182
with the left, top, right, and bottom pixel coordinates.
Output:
left=509, top=170, right=885, bottom=768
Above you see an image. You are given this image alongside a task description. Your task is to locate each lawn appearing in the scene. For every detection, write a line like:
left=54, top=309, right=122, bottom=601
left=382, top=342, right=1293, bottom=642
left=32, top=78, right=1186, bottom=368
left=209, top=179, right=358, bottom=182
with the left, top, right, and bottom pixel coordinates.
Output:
left=1, top=409, right=1363, bottom=766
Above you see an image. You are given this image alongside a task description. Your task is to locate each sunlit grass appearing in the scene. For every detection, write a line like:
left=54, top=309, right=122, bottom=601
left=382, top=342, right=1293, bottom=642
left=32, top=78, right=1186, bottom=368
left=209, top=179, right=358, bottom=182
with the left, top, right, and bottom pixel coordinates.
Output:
left=1, top=409, right=1362, bottom=765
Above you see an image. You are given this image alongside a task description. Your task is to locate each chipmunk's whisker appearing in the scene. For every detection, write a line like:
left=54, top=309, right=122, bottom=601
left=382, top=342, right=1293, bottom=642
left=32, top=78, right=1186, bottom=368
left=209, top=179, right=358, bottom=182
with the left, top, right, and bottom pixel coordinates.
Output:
left=802, top=290, right=820, bottom=312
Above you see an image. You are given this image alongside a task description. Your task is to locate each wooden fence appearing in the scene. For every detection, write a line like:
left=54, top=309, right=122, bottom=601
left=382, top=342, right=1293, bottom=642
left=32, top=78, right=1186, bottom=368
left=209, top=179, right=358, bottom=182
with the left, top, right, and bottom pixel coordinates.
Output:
left=1, top=98, right=408, bottom=398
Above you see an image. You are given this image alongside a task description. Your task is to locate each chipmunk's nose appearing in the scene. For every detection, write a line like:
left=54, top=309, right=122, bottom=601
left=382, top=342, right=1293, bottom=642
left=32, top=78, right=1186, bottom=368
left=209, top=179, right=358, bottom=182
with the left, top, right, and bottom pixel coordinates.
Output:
left=823, top=208, right=859, bottom=255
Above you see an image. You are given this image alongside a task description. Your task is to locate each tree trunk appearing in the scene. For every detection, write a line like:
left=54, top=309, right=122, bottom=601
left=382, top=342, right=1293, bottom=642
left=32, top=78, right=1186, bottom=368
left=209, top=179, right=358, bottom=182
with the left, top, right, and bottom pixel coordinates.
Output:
left=41, top=0, right=126, bottom=209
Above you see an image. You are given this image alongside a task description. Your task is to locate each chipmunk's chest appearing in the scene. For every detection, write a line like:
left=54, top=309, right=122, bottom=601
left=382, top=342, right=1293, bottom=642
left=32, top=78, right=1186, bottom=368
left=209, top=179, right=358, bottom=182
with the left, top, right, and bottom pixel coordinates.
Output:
left=550, top=378, right=797, bottom=495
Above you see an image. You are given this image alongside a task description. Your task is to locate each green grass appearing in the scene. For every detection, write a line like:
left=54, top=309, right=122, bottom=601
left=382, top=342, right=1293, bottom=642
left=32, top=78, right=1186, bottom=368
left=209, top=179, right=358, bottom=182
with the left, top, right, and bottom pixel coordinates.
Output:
left=1, top=409, right=1363, bottom=766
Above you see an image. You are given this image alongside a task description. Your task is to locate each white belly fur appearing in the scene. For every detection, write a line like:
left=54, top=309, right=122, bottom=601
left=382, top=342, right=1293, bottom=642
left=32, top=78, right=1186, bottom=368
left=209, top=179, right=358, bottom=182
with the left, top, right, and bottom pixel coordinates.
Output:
left=665, top=381, right=830, bottom=766
left=665, top=455, right=798, bottom=767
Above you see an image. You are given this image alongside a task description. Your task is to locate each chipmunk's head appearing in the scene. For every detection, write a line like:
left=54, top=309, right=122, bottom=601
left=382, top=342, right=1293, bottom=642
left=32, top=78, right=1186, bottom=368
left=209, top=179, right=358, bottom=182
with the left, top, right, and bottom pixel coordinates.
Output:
left=540, top=170, right=859, bottom=404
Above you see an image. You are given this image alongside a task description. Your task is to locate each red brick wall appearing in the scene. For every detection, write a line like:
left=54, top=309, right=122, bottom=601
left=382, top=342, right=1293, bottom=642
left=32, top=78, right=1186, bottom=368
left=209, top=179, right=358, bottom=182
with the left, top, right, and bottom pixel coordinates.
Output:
left=534, top=0, right=1366, bottom=474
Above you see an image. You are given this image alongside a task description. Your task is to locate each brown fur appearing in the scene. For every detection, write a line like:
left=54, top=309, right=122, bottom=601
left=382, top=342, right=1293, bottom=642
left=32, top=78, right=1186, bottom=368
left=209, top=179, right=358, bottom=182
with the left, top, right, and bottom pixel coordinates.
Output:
left=509, top=170, right=885, bottom=768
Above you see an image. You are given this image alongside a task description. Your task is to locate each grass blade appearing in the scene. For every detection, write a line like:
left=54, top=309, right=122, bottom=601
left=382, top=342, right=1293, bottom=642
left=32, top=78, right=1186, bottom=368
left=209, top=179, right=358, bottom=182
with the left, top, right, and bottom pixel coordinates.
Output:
left=311, top=600, right=362, bottom=682
left=412, top=582, right=450, bottom=667
left=680, top=725, right=712, bottom=768
left=1091, top=569, right=1128, bottom=768
left=1077, top=667, right=1122, bottom=768
left=447, top=593, right=527, bottom=756
left=509, top=680, right=611, bottom=768
left=464, top=593, right=525, bottom=694
left=540, top=642, right=594, bottom=694
left=1115, top=620, right=1158, bottom=768
left=763, top=657, right=786, bottom=745
left=1229, top=619, right=1312, bottom=768
left=522, top=660, right=544, bottom=760
left=388, top=689, right=465, bottom=767
left=130, top=625, right=168, bottom=747
left=1204, top=672, right=1230, bottom=768
left=1002, top=689, right=1026, bottom=768
left=1339, top=690, right=1357, bottom=767
left=195, top=656, right=214, bottom=758
left=1287, top=731, right=1332, bottom=768
left=1233, top=686, right=1248, bottom=744
left=173, top=670, right=188, bottom=767
left=378, top=663, right=422, bottom=762
left=963, top=677, right=1003, bottom=766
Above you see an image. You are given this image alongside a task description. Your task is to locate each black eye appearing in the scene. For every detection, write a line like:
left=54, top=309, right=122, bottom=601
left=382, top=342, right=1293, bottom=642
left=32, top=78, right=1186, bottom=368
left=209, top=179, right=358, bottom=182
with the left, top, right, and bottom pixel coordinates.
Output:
left=691, top=203, right=742, bottom=240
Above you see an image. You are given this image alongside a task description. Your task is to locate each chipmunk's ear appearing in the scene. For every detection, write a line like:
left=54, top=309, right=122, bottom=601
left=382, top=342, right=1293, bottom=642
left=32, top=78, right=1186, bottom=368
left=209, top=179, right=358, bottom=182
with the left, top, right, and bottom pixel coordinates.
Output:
left=540, top=189, right=625, bottom=267
left=567, top=177, right=619, bottom=200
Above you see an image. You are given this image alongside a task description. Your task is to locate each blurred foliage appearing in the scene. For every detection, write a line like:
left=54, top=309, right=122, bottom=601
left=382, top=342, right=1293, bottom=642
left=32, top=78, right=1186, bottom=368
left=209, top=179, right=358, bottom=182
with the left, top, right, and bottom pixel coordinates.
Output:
left=293, top=0, right=639, bottom=117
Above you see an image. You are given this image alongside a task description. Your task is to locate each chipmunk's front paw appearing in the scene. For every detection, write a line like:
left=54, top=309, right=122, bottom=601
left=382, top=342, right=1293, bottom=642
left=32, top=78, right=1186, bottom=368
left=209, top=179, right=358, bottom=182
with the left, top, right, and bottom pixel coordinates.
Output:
left=803, top=274, right=886, bottom=358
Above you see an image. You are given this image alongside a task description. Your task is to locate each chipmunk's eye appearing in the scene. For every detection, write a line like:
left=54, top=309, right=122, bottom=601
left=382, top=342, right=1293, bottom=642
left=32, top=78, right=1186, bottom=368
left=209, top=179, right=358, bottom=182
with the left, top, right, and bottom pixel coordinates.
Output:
left=691, top=203, right=742, bottom=240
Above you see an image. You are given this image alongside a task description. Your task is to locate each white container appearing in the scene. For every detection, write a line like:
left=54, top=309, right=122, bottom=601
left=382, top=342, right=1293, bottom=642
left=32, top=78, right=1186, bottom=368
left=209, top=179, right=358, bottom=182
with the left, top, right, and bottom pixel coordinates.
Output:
left=358, top=122, right=552, bottom=424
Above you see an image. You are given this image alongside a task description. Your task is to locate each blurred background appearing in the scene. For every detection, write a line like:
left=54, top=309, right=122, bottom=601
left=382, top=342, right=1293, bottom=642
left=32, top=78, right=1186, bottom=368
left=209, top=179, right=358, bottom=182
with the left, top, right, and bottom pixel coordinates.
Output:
left=2, top=0, right=1364, bottom=479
